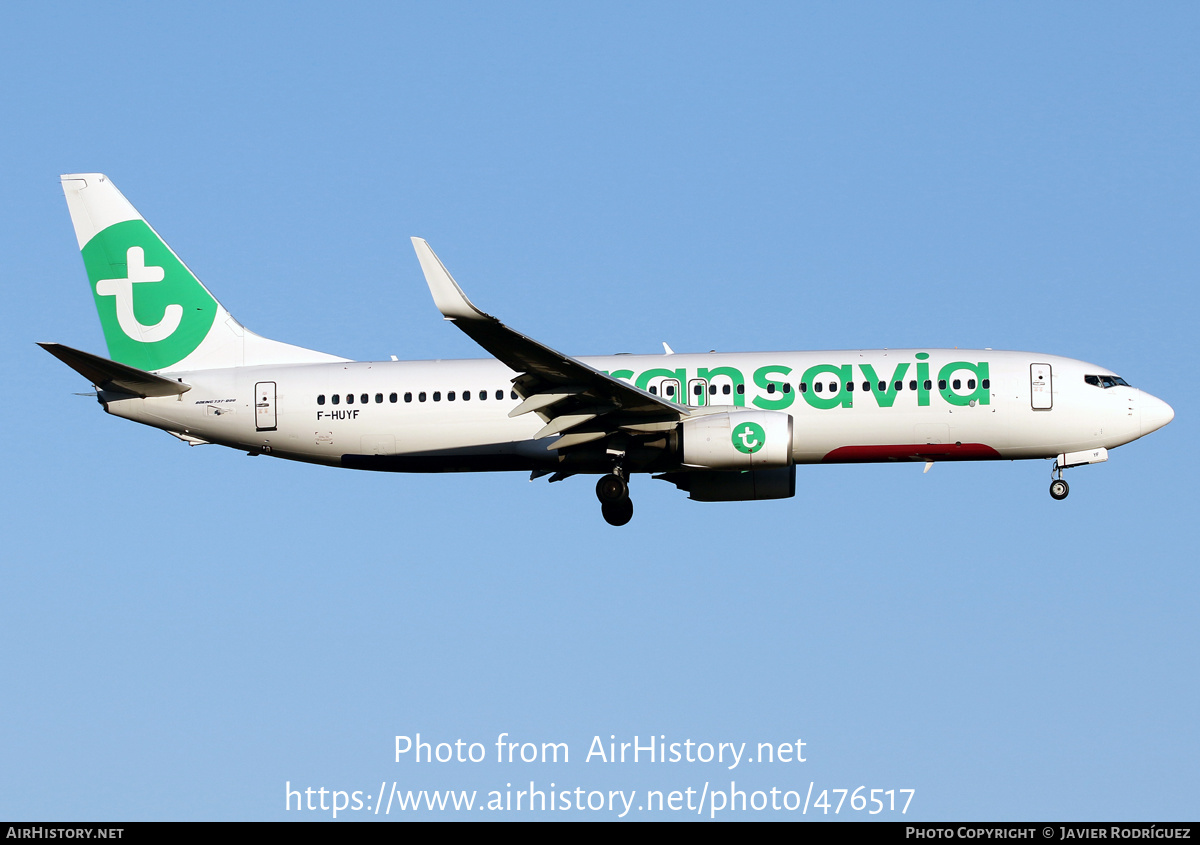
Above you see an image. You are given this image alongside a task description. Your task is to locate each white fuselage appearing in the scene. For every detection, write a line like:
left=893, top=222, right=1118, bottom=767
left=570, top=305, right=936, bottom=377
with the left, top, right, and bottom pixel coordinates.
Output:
left=99, top=348, right=1170, bottom=473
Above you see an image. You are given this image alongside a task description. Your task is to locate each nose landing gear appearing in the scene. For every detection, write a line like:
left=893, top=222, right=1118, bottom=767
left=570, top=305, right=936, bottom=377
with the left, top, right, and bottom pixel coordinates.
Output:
left=1046, top=448, right=1107, bottom=500
left=1049, top=461, right=1070, bottom=500
left=596, top=471, right=633, bottom=526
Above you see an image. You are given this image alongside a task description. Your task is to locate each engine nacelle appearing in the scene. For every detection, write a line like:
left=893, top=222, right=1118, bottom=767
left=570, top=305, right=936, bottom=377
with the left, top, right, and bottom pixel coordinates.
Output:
left=663, top=465, right=796, bottom=502
left=681, top=410, right=793, bottom=470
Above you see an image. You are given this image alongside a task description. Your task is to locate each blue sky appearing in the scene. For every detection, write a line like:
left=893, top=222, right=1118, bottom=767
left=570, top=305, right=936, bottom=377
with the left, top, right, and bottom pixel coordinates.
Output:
left=2, top=1, right=1196, bottom=821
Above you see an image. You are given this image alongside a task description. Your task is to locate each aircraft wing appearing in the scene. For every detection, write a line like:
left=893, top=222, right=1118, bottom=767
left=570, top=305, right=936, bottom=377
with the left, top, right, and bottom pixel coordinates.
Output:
left=412, top=238, right=686, bottom=452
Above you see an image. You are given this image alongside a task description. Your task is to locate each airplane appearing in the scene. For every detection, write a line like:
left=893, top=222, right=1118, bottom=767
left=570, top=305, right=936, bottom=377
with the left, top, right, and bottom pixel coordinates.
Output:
left=43, top=173, right=1175, bottom=526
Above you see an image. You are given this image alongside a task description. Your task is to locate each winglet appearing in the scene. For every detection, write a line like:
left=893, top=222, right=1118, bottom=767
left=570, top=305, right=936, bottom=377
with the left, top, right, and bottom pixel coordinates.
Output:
left=411, top=238, right=488, bottom=321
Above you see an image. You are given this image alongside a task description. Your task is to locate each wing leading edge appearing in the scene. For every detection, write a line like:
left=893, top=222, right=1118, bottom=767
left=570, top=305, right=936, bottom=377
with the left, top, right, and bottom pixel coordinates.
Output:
left=410, top=238, right=685, bottom=453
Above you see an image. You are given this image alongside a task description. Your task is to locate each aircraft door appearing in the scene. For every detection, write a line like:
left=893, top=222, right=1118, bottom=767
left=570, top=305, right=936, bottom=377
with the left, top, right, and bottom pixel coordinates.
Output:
left=687, top=378, right=709, bottom=407
left=255, top=381, right=278, bottom=431
left=1030, top=364, right=1052, bottom=410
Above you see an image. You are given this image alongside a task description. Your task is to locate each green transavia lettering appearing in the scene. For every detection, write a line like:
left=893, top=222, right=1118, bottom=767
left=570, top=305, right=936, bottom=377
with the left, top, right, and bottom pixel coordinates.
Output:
left=603, top=358, right=991, bottom=409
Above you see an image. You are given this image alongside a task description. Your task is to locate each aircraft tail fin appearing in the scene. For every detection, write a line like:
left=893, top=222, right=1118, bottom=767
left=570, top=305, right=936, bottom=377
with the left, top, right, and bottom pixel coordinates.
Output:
left=60, top=174, right=348, bottom=372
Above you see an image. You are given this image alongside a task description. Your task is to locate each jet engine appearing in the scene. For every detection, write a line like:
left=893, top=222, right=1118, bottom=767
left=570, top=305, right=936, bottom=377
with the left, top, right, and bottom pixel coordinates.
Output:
left=680, top=410, right=793, bottom=470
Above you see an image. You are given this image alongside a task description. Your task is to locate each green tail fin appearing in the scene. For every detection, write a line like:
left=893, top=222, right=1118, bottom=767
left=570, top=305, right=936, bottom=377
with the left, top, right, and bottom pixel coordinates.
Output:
left=61, top=174, right=346, bottom=372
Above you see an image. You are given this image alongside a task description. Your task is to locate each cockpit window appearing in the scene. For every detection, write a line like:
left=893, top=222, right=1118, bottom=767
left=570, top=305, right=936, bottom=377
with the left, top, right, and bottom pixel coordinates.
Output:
left=1085, top=374, right=1131, bottom=389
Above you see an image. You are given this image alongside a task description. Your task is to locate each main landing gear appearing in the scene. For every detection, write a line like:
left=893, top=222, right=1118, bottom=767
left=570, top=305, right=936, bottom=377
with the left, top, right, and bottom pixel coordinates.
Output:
left=596, top=471, right=633, bottom=526
left=1049, top=461, right=1070, bottom=501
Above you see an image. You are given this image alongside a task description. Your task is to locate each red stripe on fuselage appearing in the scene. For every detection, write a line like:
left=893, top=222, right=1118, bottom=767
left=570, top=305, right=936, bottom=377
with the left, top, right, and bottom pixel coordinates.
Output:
left=821, top=443, right=1002, bottom=463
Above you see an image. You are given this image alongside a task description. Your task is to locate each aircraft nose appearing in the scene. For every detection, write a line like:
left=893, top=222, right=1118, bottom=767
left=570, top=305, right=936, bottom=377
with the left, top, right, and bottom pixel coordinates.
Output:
left=1140, top=392, right=1175, bottom=436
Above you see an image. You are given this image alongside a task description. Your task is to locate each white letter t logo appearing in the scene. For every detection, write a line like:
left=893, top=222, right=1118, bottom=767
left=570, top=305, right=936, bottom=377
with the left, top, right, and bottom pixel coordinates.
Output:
left=95, top=246, right=183, bottom=343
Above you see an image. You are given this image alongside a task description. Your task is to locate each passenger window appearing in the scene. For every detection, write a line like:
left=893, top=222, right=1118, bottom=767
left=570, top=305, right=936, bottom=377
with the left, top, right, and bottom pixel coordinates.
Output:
left=694, top=384, right=703, bottom=396
left=419, top=392, right=426, bottom=402
left=510, top=390, right=518, bottom=400
left=815, top=383, right=823, bottom=393
left=952, top=379, right=961, bottom=390
left=649, top=386, right=658, bottom=395
left=862, top=381, right=870, bottom=391
left=317, top=394, right=326, bottom=406
left=448, top=391, right=455, bottom=401
left=389, top=393, right=397, bottom=403
left=829, top=381, right=838, bottom=392
left=665, top=384, right=675, bottom=397
left=495, top=390, right=503, bottom=400
left=722, top=384, right=731, bottom=395
left=736, top=384, right=745, bottom=395
left=877, top=381, right=886, bottom=392
left=845, top=381, right=853, bottom=392
left=462, top=390, right=470, bottom=401
left=479, top=390, right=487, bottom=400
left=982, top=379, right=990, bottom=389
left=909, top=380, right=917, bottom=390
left=938, top=380, right=946, bottom=390
left=967, top=379, right=976, bottom=390
left=404, top=392, right=412, bottom=403
left=375, top=393, right=383, bottom=403
left=799, top=382, right=807, bottom=393
left=332, top=394, right=340, bottom=405
left=894, top=381, right=903, bottom=391
left=767, top=383, right=776, bottom=394
left=433, top=391, right=441, bottom=401
left=925, top=380, right=932, bottom=390
left=361, top=393, right=368, bottom=404
left=346, top=394, right=354, bottom=405
left=783, top=383, right=792, bottom=394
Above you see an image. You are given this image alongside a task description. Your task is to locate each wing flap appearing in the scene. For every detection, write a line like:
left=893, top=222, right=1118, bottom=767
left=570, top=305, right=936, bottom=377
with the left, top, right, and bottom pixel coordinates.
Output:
left=548, top=431, right=608, bottom=450
left=534, top=412, right=602, bottom=440
left=509, top=389, right=585, bottom=418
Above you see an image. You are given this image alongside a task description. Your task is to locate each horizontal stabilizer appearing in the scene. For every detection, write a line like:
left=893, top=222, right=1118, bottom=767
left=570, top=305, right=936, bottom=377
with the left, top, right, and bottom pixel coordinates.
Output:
left=38, top=342, right=191, bottom=397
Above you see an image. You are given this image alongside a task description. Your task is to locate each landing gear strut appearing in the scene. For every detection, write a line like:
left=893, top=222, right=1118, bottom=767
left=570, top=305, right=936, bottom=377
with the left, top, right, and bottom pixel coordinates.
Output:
left=596, top=470, right=633, bottom=526
left=1049, top=462, right=1070, bottom=501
